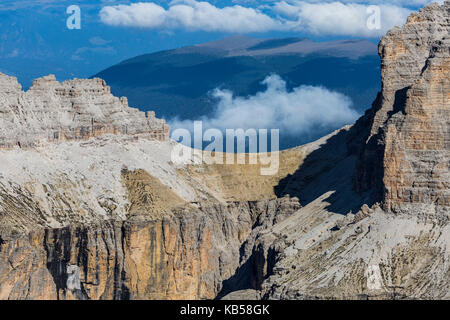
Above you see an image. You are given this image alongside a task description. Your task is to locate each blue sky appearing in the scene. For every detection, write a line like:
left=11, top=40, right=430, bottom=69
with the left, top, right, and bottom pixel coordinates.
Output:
left=0, top=0, right=443, bottom=87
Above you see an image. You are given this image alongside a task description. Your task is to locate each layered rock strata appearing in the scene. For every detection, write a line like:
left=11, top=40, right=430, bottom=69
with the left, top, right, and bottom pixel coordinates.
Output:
left=0, top=74, right=169, bottom=148
left=355, top=2, right=450, bottom=217
left=0, top=197, right=300, bottom=300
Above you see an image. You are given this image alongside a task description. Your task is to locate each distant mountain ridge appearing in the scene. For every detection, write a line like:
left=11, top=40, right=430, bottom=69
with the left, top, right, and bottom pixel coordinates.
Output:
left=95, top=36, right=381, bottom=147
left=193, top=35, right=377, bottom=58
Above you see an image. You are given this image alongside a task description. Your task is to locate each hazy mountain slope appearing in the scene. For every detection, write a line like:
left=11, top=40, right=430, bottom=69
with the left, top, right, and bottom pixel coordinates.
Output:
left=94, top=37, right=380, bottom=121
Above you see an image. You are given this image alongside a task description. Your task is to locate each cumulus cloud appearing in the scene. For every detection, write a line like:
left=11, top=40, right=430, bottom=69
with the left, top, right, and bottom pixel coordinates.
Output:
left=170, top=74, right=359, bottom=138
left=100, top=0, right=282, bottom=33
left=271, top=0, right=442, bottom=6
left=274, top=1, right=412, bottom=37
left=97, top=0, right=439, bottom=37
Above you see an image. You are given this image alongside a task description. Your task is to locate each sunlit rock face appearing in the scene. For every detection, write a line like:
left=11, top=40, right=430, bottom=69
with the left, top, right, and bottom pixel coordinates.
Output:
left=0, top=74, right=170, bottom=148
left=0, top=77, right=304, bottom=299
left=252, top=2, right=449, bottom=300
left=0, top=2, right=449, bottom=301
left=0, top=197, right=300, bottom=300
left=355, top=2, right=449, bottom=218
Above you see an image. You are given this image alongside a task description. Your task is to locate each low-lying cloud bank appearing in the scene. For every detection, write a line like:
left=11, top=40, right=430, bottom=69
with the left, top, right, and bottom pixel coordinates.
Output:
left=99, top=0, right=443, bottom=37
left=170, top=74, right=359, bottom=141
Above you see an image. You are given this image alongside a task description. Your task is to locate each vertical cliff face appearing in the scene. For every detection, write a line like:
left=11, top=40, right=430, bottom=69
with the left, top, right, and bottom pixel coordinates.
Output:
left=0, top=197, right=300, bottom=300
left=246, top=2, right=450, bottom=300
left=355, top=2, right=449, bottom=217
left=371, top=3, right=448, bottom=134
left=0, top=233, right=57, bottom=300
left=383, top=38, right=449, bottom=215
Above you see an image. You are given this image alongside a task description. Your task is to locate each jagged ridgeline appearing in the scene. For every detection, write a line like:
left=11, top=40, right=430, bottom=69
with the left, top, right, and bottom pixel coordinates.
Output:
left=0, top=74, right=170, bottom=148
left=0, top=1, right=449, bottom=300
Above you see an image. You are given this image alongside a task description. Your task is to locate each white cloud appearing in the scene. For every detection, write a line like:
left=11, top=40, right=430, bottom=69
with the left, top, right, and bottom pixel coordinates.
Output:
left=100, top=0, right=281, bottom=33
left=89, top=36, right=111, bottom=46
left=239, top=0, right=443, bottom=7
left=170, top=75, right=359, bottom=137
left=315, top=0, right=443, bottom=6
left=274, top=1, right=412, bottom=37
left=99, top=0, right=442, bottom=37
left=6, top=49, right=19, bottom=58
left=71, top=46, right=116, bottom=61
